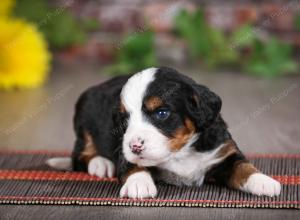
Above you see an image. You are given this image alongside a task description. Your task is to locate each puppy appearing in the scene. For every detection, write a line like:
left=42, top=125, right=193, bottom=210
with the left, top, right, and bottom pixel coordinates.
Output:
left=48, top=67, right=281, bottom=199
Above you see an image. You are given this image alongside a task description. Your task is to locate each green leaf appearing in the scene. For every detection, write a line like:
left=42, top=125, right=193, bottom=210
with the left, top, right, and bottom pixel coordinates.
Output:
left=106, top=30, right=157, bottom=75
left=294, top=13, right=300, bottom=31
left=244, top=38, right=298, bottom=77
left=81, top=18, right=100, bottom=32
left=174, top=9, right=238, bottom=68
left=14, top=0, right=86, bottom=49
left=230, top=24, right=256, bottom=48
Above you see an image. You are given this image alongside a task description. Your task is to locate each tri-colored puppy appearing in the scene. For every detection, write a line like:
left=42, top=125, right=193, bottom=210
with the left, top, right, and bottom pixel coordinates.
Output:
left=48, top=67, right=281, bottom=198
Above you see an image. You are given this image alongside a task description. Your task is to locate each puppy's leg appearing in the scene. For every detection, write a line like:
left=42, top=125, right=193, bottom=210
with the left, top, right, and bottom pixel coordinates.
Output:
left=229, top=161, right=281, bottom=197
left=208, top=141, right=281, bottom=197
left=73, top=131, right=115, bottom=178
left=120, top=166, right=157, bottom=199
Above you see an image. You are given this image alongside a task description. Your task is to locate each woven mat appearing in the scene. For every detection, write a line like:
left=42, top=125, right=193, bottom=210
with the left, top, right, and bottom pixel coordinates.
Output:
left=0, top=150, right=299, bottom=209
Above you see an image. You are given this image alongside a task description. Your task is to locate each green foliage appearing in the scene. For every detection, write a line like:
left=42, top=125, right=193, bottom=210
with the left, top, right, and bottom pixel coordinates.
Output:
left=14, top=0, right=86, bottom=49
left=174, top=9, right=238, bottom=68
left=244, top=38, right=298, bottom=77
left=294, top=13, right=300, bottom=31
left=81, top=18, right=101, bottom=32
left=230, top=25, right=256, bottom=48
left=174, top=9, right=298, bottom=77
left=106, top=31, right=157, bottom=75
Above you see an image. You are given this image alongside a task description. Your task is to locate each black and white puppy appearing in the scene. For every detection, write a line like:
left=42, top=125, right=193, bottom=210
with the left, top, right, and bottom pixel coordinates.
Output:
left=48, top=67, right=281, bottom=198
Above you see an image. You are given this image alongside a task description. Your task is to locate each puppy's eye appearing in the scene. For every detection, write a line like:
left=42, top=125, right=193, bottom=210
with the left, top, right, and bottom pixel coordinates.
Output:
left=154, top=109, right=170, bottom=120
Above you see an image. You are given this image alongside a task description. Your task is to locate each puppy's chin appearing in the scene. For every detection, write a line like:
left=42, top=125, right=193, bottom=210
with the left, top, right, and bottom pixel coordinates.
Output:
left=139, top=158, right=168, bottom=167
left=124, top=152, right=170, bottom=167
left=135, top=159, right=161, bottom=167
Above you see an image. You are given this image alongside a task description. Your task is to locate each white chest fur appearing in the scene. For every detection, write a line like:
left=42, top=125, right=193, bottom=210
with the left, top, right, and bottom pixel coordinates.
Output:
left=158, top=144, right=225, bottom=186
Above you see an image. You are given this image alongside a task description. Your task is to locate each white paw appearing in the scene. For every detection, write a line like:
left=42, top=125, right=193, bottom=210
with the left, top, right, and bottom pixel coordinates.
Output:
left=46, top=157, right=72, bottom=170
left=88, top=156, right=115, bottom=178
left=120, top=171, right=157, bottom=199
left=241, top=173, right=281, bottom=197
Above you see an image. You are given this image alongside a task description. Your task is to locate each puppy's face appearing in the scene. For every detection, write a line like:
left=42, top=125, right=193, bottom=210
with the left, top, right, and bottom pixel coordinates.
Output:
left=120, top=67, right=221, bottom=167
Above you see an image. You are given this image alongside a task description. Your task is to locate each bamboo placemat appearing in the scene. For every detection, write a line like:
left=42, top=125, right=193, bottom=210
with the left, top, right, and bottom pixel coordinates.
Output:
left=0, top=150, right=299, bottom=209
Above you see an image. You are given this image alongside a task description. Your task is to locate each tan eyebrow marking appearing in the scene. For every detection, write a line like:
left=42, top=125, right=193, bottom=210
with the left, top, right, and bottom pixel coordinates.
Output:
left=144, top=96, right=163, bottom=111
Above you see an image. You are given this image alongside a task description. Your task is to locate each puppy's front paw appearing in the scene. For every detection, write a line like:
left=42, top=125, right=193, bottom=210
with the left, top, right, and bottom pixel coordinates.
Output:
left=241, top=173, right=281, bottom=197
left=120, top=171, right=157, bottom=199
left=88, top=156, right=115, bottom=178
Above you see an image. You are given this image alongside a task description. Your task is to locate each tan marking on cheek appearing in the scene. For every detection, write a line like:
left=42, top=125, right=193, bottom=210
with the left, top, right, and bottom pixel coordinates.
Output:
left=79, top=131, right=98, bottom=164
left=122, top=166, right=147, bottom=183
left=168, top=118, right=196, bottom=152
left=120, top=101, right=126, bottom=113
left=229, top=162, right=258, bottom=189
left=145, top=96, right=163, bottom=111
left=217, top=140, right=238, bottom=159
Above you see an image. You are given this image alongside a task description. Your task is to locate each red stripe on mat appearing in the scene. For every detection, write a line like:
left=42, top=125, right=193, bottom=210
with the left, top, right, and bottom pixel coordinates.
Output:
left=0, top=170, right=117, bottom=182
left=1, top=150, right=300, bottom=159
left=0, top=170, right=299, bottom=185
left=0, top=195, right=299, bottom=205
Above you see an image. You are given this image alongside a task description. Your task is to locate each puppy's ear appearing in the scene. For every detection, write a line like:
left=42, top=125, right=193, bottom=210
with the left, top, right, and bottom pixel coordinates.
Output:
left=185, top=84, right=222, bottom=129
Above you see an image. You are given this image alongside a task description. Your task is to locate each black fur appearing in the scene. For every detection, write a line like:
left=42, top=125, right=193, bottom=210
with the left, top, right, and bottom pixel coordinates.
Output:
left=72, top=75, right=130, bottom=174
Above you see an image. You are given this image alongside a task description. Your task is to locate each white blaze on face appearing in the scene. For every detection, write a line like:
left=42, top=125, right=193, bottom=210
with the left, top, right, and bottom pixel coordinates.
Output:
left=120, top=68, right=171, bottom=167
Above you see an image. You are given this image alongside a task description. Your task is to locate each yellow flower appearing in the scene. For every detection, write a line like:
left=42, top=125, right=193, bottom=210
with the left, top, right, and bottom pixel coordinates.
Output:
left=0, top=18, right=51, bottom=90
left=0, top=0, right=15, bottom=17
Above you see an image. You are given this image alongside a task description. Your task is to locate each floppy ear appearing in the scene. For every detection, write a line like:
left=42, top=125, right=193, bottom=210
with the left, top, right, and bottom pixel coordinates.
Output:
left=185, top=84, right=222, bottom=129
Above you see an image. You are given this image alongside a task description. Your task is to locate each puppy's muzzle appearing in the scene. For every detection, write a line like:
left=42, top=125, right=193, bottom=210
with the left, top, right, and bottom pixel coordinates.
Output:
left=129, top=137, right=145, bottom=155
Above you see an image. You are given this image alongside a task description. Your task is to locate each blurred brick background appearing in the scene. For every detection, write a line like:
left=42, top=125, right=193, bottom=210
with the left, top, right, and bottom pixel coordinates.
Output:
left=52, top=0, right=300, bottom=62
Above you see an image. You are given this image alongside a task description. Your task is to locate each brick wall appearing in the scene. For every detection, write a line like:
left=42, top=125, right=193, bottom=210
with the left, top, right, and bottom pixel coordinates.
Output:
left=53, top=0, right=300, bottom=61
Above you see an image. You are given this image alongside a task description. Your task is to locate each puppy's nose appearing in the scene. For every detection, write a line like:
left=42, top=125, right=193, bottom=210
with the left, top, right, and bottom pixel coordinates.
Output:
left=129, top=138, right=145, bottom=155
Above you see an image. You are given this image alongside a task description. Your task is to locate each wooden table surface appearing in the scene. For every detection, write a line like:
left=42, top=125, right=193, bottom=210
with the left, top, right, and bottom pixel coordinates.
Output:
left=0, top=61, right=299, bottom=219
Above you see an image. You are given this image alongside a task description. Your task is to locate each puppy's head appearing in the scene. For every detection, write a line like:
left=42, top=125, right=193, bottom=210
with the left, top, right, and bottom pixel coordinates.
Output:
left=120, top=67, right=221, bottom=166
